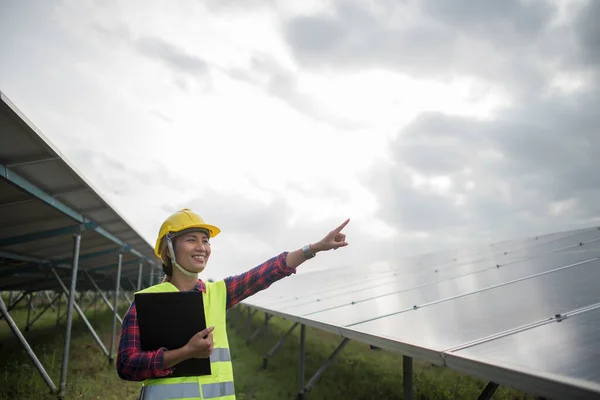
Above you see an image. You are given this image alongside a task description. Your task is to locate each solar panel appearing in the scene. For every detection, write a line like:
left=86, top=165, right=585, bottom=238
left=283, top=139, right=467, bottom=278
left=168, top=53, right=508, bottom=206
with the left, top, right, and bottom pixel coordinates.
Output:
left=280, top=250, right=599, bottom=319
left=448, top=305, right=600, bottom=387
left=242, top=226, right=600, bottom=398
left=345, top=257, right=600, bottom=348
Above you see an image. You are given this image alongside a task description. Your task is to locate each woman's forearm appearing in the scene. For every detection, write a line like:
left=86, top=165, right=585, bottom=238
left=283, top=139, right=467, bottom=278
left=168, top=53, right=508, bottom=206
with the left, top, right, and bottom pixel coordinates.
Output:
left=162, top=345, right=192, bottom=369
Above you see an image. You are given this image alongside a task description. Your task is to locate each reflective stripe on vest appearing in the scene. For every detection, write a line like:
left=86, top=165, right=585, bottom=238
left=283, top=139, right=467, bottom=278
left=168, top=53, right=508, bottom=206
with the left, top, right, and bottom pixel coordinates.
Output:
left=202, top=381, right=235, bottom=399
left=210, top=348, right=231, bottom=362
left=139, top=381, right=235, bottom=400
left=140, top=382, right=199, bottom=399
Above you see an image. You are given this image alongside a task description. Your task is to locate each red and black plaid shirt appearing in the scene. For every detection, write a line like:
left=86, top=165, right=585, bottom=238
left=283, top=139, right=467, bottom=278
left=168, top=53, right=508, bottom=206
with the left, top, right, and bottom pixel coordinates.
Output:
left=116, top=252, right=294, bottom=381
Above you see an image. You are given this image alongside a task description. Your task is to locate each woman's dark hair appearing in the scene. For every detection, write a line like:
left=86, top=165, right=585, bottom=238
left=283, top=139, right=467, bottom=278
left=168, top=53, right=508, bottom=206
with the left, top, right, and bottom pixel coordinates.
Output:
left=159, top=240, right=173, bottom=281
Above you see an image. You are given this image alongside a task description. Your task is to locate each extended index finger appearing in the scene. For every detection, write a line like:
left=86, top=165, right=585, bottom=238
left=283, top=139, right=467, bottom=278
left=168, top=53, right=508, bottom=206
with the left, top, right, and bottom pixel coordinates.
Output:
left=334, top=218, right=350, bottom=233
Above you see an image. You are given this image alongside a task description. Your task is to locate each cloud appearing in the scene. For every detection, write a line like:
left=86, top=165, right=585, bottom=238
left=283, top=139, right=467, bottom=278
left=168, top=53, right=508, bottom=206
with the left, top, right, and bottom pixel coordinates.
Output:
left=364, top=82, right=600, bottom=251
left=280, top=0, right=589, bottom=97
left=134, top=36, right=209, bottom=75
left=3, top=0, right=600, bottom=280
left=574, top=0, right=600, bottom=66
left=226, top=53, right=367, bottom=130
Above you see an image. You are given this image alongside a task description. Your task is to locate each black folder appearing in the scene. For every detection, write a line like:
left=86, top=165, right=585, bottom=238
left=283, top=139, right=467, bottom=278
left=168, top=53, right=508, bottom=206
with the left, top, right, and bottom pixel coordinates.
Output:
left=134, top=291, right=211, bottom=377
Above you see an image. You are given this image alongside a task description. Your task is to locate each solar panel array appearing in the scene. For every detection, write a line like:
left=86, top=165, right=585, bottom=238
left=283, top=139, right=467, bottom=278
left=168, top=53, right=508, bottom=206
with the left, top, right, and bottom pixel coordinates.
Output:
left=0, top=90, right=158, bottom=292
left=242, top=226, right=600, bottom=399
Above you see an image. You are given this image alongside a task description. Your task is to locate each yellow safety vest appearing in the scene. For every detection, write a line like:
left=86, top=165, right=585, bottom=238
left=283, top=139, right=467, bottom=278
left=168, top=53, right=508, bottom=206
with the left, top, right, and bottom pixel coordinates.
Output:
left=134, top=280, right=236, bottom=400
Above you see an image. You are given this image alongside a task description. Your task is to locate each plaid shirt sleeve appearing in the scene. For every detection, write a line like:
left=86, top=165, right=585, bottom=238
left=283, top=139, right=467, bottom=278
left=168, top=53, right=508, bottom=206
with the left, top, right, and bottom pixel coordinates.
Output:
left=224, top=251, right=295, bottom=309
left=116, top=302, right=174, bottom=381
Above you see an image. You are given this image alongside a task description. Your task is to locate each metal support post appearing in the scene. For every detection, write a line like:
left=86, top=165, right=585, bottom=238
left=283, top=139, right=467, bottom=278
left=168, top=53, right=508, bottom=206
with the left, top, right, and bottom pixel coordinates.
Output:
left=25, top=293, right=33, bottom=331
left=297, top=324, right=306, bottom=399
left=84, top=270, right=122, bottom=324
left=58, top=231, right=82, bottom=398
left=246, top=307, right=252, bottom=339
left=149, top=267, right=155, bottom=287
left=51, top=268, right=109, bottom=356
left=56, top=292, right=62, bottom=326
left=403, top=355, right=413, bottom=400
left=137, top=261, right=143, bottom=291
left=109, top=251, right=123, bottom=363
left=303, top=338, right=350, bottom=394
left=477, top=382, right=499, bottom=400
left=263, top=313, right=270, bottom=359
left=263, top=322, right=299, bottom=369
left=0, top=296, right=57, bottom=394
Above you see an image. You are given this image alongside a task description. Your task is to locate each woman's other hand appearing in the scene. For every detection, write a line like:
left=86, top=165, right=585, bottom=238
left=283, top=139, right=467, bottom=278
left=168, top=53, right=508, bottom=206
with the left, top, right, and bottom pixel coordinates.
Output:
left=184, top=326, right=215, bottom=359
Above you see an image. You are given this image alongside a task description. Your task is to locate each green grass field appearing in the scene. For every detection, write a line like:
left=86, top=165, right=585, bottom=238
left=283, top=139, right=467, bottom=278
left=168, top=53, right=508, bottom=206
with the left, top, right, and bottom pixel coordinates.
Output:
left=0, top=294, right=536, bottom=399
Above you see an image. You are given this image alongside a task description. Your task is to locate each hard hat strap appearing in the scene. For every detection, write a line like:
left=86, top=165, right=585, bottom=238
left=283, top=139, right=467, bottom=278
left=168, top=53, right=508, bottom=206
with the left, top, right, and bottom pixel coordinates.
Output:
left=166, top=236, right=198, bottom=278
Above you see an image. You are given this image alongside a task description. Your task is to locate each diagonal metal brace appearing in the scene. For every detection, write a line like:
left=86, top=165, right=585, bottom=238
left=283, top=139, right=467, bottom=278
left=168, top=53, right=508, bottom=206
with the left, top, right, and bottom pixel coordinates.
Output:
left=0, top=296, right=57, bottom=394
left=84, top=270, right=122, bottom=324
left=26, top=293, right=61, bottom=331
left=477, top=382, right=499, bottom=400
left=51, top=268, right=109, bottom=357
left=263, top=322, right=300, bottom=369
left=303, top=338, right=350, bottom=394
left=0, top=291, right=27, bottom=321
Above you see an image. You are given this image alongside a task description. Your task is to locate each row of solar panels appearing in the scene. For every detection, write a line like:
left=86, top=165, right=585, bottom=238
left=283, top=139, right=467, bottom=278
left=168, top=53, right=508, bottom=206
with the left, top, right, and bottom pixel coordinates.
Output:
left=243, top=225, right=600, bottom=399
left=0, top=90, right=159, bottom=292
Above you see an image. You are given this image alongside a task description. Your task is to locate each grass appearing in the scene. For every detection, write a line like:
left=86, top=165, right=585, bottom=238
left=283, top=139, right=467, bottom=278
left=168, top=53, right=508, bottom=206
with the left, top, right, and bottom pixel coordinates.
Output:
left=0, top=293, right=537, bottom=399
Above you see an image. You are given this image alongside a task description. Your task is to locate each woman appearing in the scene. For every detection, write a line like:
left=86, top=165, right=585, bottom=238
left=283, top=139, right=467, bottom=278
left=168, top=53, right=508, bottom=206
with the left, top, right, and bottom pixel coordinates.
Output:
left=116, top=208, right=349, bottom=399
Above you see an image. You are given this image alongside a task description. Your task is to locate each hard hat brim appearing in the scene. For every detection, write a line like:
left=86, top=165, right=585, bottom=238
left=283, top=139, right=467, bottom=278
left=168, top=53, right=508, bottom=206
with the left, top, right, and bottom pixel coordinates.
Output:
left=153, top=223, right=220, bottom=258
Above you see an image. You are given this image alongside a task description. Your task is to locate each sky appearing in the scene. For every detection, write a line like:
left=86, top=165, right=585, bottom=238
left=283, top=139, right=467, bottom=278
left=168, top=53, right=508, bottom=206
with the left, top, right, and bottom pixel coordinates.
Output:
left=1, top=0, right=599, bottom=280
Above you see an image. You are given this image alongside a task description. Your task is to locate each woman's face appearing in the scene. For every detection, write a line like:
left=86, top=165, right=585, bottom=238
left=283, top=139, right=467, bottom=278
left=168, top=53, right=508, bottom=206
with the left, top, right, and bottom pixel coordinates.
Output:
left=174, top=231, right=211, bottom=274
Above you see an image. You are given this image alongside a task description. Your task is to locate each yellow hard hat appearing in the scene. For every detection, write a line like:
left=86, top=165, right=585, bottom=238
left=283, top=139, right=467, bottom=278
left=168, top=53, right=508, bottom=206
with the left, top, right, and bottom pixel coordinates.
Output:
left=154, top=208, right=220, bottom=258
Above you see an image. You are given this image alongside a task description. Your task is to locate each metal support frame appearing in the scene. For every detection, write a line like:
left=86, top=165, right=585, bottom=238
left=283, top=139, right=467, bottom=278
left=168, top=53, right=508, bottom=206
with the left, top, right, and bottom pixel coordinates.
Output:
left=120, top=285, right=132, bottom=305
left=263, top=313, right=270, bottom=358
left=0, top=291, right=27, bottom=320
left=51, top=268, right=109, bottom=357
left=263, top=321, right=299, bottom=369
left=0, top=295, right=57, bottom=394
left=56, top=291, right=62, bottom=326
left=25, top=292, right=34, bottom=330
left=149, top=267, right=155, bottom=287
left=44, top=290, right=57, bottom=311
left=84, top=270, right=123, bottom=324
left=26, top=292, right=61, bottom=331
left=246, top=326, right=262, bottom=344
left=0, top=163, right=152, bottom=264
left=477, top=381, right=499, bottom=400
left=0, top=224, right=89, bottom=248
left=137, top=261, right=144, bottom=291
left=239, top=307, right=411, bottom=399
left=109, top=251, right=123, bottom=363
left=299, top=334, right=350, bottom=398
left=404, top=355, right=413, bottom=400
left=58, top=230, right=82, bottom=398
left=298, top=324, right=306, bottom=399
